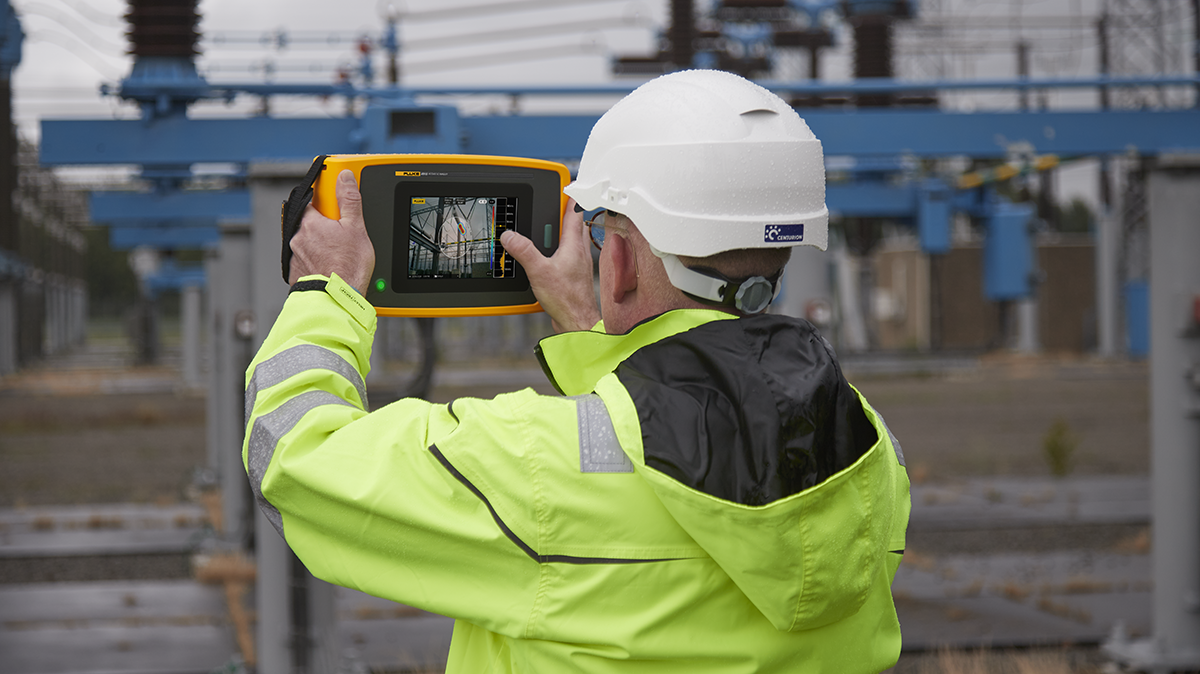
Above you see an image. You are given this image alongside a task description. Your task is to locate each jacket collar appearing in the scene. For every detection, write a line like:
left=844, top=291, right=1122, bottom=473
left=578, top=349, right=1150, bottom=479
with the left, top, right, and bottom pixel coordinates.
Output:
left=535, top=309, right=738, bottom=396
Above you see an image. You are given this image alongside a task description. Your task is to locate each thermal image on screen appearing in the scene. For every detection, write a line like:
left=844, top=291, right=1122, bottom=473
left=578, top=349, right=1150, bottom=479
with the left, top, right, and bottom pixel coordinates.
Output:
left=407, top=196, right=518, bottom=279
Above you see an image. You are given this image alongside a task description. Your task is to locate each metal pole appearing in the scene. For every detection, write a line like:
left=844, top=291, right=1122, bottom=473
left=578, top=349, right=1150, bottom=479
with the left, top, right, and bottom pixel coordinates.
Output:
left=1017, top=41, right=1031, bottom=111
left=668, top=0, right=695, bottom=69
left=386, top=14, right=400, bottom=86
left=1097, top=14, right=1110, bottom=111
left=1095, top=206, right=1119, bottom=357
left=1193, top=0, right=1200, bottom=108
left=1094, top=11, right=1119, bottom=356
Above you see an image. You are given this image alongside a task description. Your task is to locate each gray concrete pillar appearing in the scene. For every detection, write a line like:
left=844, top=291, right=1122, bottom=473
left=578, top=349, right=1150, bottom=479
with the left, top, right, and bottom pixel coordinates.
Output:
left=248, top=162, right=338, bottom=674
left=71, top=279, right=87, bottom=348
left=1105, top=154, right=1200, bottom=672
left=0, top=281, right=15, bottom=376
left=777, top=244, right=832, bottom=328
left=44, top=276, right=60, bottom=355
left=1147, top=155, right=1200, bottom=665
left=1015, top=296, right=1039, bottom=354
left=56, top=277, right=67, bottom=353
left=208, top=222, right=252, bottom=545
left=832, top=245, right=869, bottom=352
left=181, top=284, right=203, bottom=389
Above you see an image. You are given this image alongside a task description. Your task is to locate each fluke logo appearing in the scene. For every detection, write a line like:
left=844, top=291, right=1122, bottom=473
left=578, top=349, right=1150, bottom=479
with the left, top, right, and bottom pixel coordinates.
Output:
left=397, top=171, right=422, bottom=177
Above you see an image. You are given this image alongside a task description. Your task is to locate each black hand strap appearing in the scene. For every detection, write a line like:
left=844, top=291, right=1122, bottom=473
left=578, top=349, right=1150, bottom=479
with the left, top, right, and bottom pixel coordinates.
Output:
left=289, top=279, right=328, bottom=293
left=280, top=154, right=329, bottom=283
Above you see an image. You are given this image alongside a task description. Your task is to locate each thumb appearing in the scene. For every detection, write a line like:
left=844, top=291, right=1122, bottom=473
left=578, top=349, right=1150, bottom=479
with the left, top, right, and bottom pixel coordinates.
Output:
left=335, top=170, right=363, bottom=224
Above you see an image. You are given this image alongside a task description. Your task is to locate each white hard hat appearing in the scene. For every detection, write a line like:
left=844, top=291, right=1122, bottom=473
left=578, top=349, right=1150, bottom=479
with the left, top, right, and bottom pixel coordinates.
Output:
left=565, top=69, right=829, bottom=259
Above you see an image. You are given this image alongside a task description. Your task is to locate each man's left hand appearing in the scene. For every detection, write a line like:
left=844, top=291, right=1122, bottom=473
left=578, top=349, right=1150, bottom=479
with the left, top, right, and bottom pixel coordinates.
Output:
left=501, top=198, right=600, bottom=333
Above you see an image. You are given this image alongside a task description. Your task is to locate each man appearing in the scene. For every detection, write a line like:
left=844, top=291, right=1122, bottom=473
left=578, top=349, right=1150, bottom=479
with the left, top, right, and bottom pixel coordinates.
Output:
left=245, top=69, right=910, bottom=673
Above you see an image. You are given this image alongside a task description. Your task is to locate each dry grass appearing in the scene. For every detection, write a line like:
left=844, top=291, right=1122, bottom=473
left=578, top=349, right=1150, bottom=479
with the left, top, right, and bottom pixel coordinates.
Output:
left=900, top=648, right=1101, bottom=674
left=1113, top=527, right=1151, bottom=554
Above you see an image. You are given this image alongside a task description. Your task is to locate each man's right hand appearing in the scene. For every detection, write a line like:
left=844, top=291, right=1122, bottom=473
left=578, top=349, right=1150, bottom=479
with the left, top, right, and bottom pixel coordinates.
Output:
left=500, top=198, right=601, bottom=333
left=287, top=169, right=376, bottom=297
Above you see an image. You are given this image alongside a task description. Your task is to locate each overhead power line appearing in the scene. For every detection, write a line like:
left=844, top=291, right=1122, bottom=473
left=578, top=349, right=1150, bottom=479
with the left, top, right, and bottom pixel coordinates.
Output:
left=399, top=0, right=630, bottom=23
left=20, top=0, right=125, bottom=28
left=207, top=11, right=645, bottom=53
left=202, top=40, right=604, bottom=79
left=404, top=41, right=604, bottom=75
left=19, top=2, right=127, bottom=55
left=402, top=14, right=644, bottom=52
left=24, top=30, right=127, bottom=80
left=909, top=16, right=1101, bottom=30
left=207, top=0, right=633, bottom=42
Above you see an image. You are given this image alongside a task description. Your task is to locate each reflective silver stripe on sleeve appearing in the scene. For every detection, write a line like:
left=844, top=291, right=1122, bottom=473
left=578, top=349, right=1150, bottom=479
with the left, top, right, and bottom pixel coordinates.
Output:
left=245, top=344, right=368, bottom=427
left=574, top=394, right=633, bottom=474
left=247, top=390, right=355, bottom=539
left=879, top=416, right=905, bottom=467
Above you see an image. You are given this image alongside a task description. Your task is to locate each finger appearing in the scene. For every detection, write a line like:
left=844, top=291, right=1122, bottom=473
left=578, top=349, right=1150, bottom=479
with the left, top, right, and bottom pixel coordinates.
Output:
left=559, top=197, right=585, bottom=252
left=499, top=229, right=545, bottom=275
left=335, top=170, right=363, bottom=226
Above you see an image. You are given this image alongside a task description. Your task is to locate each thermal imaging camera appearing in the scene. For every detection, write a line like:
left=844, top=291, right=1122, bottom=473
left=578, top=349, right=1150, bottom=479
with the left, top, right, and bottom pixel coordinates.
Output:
left=283, top=154, right=570, bottom=317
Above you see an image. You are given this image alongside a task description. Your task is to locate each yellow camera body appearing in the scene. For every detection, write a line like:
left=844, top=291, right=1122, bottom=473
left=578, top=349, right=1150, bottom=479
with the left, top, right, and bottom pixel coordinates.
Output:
left=309, top=154, right=569, bottom=318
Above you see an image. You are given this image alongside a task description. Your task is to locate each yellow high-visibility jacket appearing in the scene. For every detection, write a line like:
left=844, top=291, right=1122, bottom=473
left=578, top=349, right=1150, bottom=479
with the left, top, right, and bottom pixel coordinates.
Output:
left=244, top=272, right=911, bottom=673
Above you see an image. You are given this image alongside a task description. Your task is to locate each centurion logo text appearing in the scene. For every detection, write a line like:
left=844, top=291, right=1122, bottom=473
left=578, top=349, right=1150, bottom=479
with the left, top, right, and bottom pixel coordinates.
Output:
left=764, top=224, right=804, bottom=243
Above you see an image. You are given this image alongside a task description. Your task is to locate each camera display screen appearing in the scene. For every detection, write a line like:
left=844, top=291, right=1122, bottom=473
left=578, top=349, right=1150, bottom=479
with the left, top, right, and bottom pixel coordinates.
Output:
left=361, top=160, right=561, bottom=314
left=406, top=196, right=518, bottom=280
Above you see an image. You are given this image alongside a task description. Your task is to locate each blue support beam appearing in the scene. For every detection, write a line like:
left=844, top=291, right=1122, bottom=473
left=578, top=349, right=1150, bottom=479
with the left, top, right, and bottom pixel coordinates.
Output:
left=459, top=116, right=601, bottom=159
left=106, top=73, right=1200, bottom=102
left=109, top=225, right=220, bottom=249
left=40, top=117, right=362, bottom=166
left=805, top=109, right=1200, bottom=158
left=146, top=259, right=206, bottom=293
left=91, top=189, right=250, bottom=223
left=43, top=108, right=1200, bottom=166
left=826, top=181, right=916, bottom=218
left=360, top=105, right=463, bottom=154
left=826, top=179, right=955, bottom=255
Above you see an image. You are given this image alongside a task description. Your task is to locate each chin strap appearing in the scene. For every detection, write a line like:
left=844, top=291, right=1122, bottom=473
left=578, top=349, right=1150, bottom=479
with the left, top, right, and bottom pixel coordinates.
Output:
left=654, top=248, right=782, bottom=315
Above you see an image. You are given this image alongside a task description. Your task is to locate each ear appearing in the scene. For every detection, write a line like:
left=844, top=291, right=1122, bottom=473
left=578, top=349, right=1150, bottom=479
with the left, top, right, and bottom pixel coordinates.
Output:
left=607, top=234, right=640, bottom=304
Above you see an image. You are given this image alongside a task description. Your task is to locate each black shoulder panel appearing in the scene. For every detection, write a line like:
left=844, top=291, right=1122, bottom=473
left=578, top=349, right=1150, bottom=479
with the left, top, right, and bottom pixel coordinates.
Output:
left=615, top=315, right=877, bottom=506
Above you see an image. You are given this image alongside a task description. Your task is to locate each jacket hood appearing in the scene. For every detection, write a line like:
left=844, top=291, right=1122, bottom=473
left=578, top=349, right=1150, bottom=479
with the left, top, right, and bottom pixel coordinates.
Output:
left=538, top=311, right=904, bottom=632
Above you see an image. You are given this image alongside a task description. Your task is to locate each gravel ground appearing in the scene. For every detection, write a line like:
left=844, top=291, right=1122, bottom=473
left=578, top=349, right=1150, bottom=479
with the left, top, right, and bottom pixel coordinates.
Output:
left=0, top=392, right=206, bottom=508
left=851, top=361, right=1149, bottom=481
left=0, top=554, right=193, bottom=584
left=0, top=342, right=1151, bottom=672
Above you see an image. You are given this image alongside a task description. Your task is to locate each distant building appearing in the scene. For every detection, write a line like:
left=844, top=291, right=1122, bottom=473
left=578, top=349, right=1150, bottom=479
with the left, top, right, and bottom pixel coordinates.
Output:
left=0, top=140, right=88, bottom=376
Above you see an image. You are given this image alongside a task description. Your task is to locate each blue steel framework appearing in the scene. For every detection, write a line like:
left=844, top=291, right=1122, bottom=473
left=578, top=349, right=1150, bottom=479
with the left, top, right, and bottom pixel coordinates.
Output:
left=42, top=75, right=1200, bottom=298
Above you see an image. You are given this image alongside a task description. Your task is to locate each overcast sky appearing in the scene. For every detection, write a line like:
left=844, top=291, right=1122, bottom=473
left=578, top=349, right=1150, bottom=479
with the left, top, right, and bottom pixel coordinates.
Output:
left=11, top=0, right=671, bottom=138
